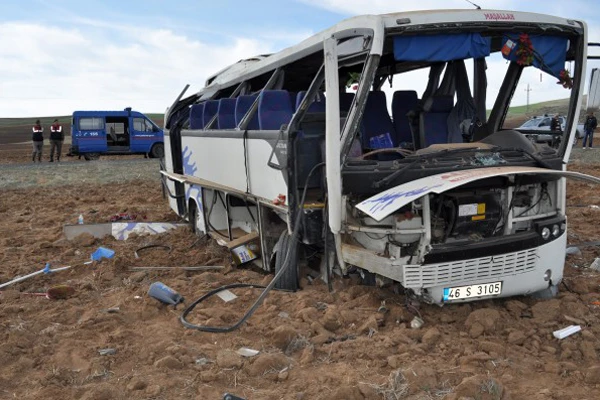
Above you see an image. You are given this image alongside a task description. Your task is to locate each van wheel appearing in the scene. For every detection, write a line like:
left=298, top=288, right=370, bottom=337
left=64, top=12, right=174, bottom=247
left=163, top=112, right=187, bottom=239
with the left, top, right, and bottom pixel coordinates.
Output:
left=83, top=153, right=100, bottom=161
left=150, top=143, right=164, bottom=159
left=274, top=230, right=299, bottom=291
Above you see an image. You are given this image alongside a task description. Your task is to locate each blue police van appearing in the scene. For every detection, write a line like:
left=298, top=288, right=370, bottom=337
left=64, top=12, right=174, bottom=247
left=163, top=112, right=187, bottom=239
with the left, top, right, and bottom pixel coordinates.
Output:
left=69, top=108, right=164, bottom=160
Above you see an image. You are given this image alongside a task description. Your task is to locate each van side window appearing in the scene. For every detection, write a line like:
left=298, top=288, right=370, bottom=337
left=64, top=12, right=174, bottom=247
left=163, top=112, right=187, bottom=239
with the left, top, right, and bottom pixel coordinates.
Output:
left=79, top=117, right=104, bottom=130
left=134, top=118, right=154, bottom=132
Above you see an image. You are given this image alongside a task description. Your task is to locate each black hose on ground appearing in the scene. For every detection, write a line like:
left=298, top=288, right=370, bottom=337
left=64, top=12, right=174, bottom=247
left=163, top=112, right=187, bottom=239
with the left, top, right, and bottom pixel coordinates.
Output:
left=180, top=162, right=326, bottom=333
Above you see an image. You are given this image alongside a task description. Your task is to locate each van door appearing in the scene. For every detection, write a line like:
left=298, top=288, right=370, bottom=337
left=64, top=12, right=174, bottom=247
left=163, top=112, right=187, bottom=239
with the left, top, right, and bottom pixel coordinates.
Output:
left=130, top=117, right=159, bottom=154
left=75, top=116, right=107, bottom=153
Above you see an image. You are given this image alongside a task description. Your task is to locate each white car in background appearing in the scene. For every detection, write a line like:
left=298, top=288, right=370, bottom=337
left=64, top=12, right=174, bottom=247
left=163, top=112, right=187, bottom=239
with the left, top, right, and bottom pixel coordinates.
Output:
left=517, top=115, right=584, bottom=146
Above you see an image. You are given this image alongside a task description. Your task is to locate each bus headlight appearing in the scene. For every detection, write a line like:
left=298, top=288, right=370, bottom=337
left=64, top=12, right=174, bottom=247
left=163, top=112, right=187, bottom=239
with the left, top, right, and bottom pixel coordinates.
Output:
left=541, top=227, right=551, bottom=240
left=552, top=224, right=560, bottom=237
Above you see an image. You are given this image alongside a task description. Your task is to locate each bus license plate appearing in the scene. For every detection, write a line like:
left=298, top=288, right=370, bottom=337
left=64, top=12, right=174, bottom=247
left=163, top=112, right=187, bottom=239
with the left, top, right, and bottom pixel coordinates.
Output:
left=443, top=282, right=502, bottom=301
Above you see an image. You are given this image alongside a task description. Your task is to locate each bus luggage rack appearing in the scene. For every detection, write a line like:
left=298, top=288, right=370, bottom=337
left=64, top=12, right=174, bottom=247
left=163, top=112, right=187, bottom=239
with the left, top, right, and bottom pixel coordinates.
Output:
left=403, top=248, right=538, bottom=288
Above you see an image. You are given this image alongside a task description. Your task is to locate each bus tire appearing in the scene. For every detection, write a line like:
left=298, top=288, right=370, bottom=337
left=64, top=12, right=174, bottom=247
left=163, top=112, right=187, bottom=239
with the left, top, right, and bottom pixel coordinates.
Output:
left=274, top=230, right=299, bottom=291
left=83, top=153, right=100, bottom=161
left=150, top=143, right=164, bottom=159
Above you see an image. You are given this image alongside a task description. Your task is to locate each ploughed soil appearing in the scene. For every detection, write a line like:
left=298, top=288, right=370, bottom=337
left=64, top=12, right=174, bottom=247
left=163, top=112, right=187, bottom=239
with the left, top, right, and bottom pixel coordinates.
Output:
left=3, top=150, right=600, bottom=399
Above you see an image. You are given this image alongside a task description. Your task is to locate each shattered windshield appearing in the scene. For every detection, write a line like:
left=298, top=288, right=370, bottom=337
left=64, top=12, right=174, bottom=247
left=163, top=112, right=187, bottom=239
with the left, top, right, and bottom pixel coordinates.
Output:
left=349, top=29, right=579, bottom=160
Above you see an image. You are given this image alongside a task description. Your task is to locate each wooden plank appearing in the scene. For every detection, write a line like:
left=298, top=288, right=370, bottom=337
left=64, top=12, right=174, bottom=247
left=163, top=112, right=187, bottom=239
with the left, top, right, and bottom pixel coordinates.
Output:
left=226, top=231, right=260, bottom=249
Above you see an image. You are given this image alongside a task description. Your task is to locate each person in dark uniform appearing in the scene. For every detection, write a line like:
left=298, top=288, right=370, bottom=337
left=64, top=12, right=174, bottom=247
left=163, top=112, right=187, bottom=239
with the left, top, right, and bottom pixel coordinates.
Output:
left=31, top=119, right=43, bottom=162
left=49, top=119, right=64, bottom=162
left=550, top=114, right=562, bottom=132
left=583, top=111, right=598, bottom=149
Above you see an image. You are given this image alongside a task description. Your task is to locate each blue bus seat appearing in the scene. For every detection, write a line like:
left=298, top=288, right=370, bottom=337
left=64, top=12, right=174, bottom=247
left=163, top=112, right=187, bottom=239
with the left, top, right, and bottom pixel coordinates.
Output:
left=258, top=90, right=294, bottom=130
left=202, top=100, right=219, bottom=128
left=234, top=95, right=259, bottom=129
left=296, top=91, right=326, bottom=113
left=217, top=98, right=236, bottom=129
left=420, top=95, right=454, bottom=147
left=362, top=91, right=397, bottom=149
left=392, top=90, right=418, bottom=145
left=189, top=103, right=205, bottom=129
left=340, top=92, right=355, bottom=113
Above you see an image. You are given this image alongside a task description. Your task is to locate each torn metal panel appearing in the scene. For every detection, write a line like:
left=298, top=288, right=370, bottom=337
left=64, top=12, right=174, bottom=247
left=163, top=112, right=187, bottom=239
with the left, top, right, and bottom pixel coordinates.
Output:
left=64, top=222, right=187, bottom=240
left=356, top=166, right=600, bottom=221
left=340, top=243, right=405, bottom=282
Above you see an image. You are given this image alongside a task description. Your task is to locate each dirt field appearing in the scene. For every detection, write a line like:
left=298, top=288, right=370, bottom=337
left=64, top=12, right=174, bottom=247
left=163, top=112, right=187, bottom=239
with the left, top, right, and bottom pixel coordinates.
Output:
left=3, top=144, right=600, bottom=400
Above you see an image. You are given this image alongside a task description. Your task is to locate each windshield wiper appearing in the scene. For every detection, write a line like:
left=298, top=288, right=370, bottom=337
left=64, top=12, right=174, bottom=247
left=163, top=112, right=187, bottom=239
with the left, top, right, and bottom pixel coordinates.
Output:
left=495, top=147, right=554, bottom=169
left=372, top=146, right=555, bottom=190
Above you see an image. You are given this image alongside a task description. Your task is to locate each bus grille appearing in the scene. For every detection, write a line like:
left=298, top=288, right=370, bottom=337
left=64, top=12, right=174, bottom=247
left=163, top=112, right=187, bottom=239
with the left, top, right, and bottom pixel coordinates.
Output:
left=403, top=249, right=538, bottom=288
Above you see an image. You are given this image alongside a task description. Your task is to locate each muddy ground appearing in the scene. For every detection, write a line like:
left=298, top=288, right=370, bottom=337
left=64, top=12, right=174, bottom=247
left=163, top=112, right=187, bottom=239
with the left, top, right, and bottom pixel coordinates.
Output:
left=2, top=145, right=600, bottom=399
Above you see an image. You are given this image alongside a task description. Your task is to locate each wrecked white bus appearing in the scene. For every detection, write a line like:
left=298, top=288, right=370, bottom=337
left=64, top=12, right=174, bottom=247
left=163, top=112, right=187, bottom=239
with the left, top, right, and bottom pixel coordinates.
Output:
left=161, top=9, right=600, bottom=304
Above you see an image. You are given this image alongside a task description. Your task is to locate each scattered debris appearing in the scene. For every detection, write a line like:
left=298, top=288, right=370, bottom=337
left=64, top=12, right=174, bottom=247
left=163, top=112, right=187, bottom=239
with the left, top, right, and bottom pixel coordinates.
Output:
left=98, top=348, right=117, bottom=356
left=223, top=394, right=246, bottom=400
left=103, top=307, right=120, bottom=314
left=553, top=325, right=582, bottom=340
left=590, top=258, right=600, bottom=271
left=410, top=316, right=424, bottom=329
left=63, top=222, right=187, bottom=241
left=195, top=357, right=212, bottom=365
left=28, top=285, right=76, bottom=300
left=566, top=246, right=582, bottom=256
left=216, top=289, right=237, bottom=303
left=278, top=311, right=290, bottom=319
left=109, top=212, right=143, bottom=222
left=128, top=266, right=224, bottom=272
left=0, top=263, right=72, bottom=290
left=147, top=282, right=184, bottom=306
left=91, top=247, right=115, bottom=261
left=324, top=334, right=356, bottom=344
left=134, top=244, right=172, bottom=259
left=237, top=347, right=260, bottom=357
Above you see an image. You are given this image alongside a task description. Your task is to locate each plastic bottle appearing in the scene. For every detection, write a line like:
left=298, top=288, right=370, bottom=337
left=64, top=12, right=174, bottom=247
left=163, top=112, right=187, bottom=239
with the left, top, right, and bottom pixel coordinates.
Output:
left=78, top=214, right=84, bottom=225
left=148, top=282, right=184, bottom=306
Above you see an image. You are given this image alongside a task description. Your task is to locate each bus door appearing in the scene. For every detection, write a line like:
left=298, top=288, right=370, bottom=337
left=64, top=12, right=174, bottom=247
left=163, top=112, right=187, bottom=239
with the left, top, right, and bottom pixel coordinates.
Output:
left=75, top=115, right=107, bottom=153
left=130, top=116, right=161, bottom=153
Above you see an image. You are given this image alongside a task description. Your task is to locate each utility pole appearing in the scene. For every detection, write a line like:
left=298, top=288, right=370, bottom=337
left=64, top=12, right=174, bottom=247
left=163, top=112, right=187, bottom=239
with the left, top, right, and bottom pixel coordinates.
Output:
left=525, top=84, right=532, bottom=113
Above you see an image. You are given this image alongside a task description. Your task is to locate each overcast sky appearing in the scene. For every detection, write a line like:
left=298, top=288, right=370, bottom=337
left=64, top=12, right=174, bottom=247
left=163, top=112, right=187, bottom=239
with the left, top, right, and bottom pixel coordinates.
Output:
left=0, top=0, right=599, bottom=117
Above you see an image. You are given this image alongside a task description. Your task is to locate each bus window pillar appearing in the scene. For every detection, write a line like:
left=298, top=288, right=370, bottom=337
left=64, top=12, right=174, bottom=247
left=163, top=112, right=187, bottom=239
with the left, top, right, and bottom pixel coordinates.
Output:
left=324, top=36, right=346, bottom=273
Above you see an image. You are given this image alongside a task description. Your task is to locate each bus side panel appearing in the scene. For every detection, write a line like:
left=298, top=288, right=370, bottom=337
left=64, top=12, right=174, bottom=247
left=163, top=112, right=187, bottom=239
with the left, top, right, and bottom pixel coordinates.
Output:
left=180, top=135, right=288, bottom=202
left=73, top=118, right=107, bottom=153
left=163, top=131, right=180, bottom=214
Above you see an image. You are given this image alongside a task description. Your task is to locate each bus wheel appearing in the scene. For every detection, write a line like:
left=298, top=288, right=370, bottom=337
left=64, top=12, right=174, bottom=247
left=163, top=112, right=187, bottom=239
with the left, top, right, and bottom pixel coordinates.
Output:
left=83, top=153, right=100, bottom=161
left=150, top=143, right=164, bottom=159
left=274, top=230, right=299, bottom=291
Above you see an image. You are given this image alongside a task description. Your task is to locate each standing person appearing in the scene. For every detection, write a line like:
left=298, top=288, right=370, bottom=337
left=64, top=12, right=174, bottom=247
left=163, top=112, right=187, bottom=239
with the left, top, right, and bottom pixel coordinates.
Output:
left=31, top=119, right=44, bottom=162
left=49, top=119, right=64, bottom=162
left=583, top=111, right=598, bottom=149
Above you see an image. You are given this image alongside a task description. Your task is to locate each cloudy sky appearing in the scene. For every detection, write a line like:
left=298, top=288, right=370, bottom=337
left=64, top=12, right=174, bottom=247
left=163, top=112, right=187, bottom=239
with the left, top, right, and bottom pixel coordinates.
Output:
left=0, top=0, right=599, bottom=117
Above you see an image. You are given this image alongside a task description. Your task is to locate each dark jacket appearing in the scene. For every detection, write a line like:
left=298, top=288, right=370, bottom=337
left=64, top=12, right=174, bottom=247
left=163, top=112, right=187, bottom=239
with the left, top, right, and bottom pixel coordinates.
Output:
left=50, top=122, right=64, bottom=140
left=550, top=117, right=562, bottom=132
left=32, top=125, right=43, bottom=142
left=584, top=115, right=598, bottom=132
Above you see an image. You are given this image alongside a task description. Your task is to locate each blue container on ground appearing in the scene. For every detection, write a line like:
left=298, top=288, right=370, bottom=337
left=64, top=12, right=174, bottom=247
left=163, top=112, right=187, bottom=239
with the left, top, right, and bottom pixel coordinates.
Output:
left=91, top=247, right=115, bottom=261
left=148, top=282, right=184, bottom=306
